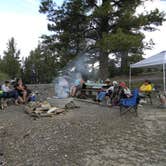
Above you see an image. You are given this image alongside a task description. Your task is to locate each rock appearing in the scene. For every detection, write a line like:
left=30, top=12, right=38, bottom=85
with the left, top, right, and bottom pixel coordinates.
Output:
left=65, top=101, right=80, bottom=109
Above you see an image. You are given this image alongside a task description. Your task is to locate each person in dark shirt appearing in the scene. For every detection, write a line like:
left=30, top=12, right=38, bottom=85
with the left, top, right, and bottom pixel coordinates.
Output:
left=14, top=78, right=31, bottom=103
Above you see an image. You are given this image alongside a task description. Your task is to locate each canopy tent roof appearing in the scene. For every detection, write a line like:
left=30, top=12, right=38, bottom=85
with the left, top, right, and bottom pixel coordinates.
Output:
left=130, top=51, right=166, bottom=68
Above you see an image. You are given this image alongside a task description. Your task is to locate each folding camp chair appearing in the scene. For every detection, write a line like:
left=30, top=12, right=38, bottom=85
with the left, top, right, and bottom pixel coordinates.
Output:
left=119, top=89, right=139, bottom=116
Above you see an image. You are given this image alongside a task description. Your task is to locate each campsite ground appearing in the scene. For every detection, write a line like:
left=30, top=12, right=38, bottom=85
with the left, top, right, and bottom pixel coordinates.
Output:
left=0, top=98, right=166, bottom=166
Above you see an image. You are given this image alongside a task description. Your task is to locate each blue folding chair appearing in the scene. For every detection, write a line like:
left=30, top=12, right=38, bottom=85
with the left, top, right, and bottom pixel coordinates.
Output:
left=119, top=89, right=139, bottom=116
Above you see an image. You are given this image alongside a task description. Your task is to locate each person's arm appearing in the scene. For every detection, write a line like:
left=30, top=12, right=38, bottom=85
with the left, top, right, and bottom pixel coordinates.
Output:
left=16, top=85, right=25, bottom=91
left=139, top=84, right=145, bottom=92
left=1, top=85, right=10, bottom=92
left=1, top=85, right=6, bottom=92
left=146, top=84, right=152, bottom=92
left=106, top=86, right=114, bottom=93
left=124, top=88, right=132, bottom=97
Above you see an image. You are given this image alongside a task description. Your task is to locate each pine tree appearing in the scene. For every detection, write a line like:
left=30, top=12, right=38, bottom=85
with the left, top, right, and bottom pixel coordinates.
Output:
left=39, top=0, right=88, bottom=68
left=39, top=0, right=165, bottom=79
left=23, top=45, right=58, bottom=83
left=0, top=37, right=21, bottom=79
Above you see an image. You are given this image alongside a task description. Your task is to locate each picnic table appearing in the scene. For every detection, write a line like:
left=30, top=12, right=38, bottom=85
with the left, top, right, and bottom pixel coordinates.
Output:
left=85, top=82, right=107, bottom=89
left=80, top=82, right=107, bottom=98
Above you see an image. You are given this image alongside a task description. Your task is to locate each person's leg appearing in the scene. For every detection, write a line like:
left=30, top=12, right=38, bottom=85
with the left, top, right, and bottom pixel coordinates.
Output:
left=106, top=91, right=112, bottom=105
left=22, top=90, right=27, bottom=103
left=2, top=92, right=8, bottom=107
left=2, top=92, right=8, bottom=98
left=72, top=86, right=77, bottom=97
left=26, top=89, right=32, bottom=102
left=139, top=92, right=145, bottom=98
left=7, top=90, right=19, bottom=105
left=12, top=90, right=20, bottom=104
left=105, top=95, right=111, bottom=105
left=98, top=91, right=106, bottom=101
left=70, top=86, right=75, bottom=97
left=139, top=92, right=147, bottom=103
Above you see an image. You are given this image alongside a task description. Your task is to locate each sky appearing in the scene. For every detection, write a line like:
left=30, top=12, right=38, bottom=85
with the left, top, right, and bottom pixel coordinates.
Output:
left=0, top=0, right=64, bottom=58
left=0, top=0, right=166, bottom=58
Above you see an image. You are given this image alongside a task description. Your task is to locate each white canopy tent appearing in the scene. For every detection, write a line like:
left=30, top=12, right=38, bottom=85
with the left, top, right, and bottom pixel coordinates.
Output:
left=129, top=51, right=166, bottom=91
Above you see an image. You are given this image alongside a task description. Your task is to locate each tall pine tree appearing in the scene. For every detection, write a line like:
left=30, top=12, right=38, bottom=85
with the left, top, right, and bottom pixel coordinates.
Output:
left=40, top=0, right=165, bottom=79
left=0, top=37, right=21, bottom=79
left=23, top=45, right=58, bottom=83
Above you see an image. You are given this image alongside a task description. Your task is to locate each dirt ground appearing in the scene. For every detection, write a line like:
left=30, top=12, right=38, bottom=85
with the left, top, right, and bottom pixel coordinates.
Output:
left=0, top=100, right=166, bottom=166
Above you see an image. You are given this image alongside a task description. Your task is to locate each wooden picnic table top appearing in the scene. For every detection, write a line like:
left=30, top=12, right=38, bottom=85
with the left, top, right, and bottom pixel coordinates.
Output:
left=85, top=82, right=107, bottom=89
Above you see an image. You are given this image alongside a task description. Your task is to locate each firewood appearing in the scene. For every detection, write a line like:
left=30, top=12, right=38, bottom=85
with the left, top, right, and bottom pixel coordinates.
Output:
left=34, top=107, right=49, bottom=112
left=47, top=107, right=59, bottom=114
left=55, top=109, right=65, bottom=114
left=39, top=114, right=53, bottom=117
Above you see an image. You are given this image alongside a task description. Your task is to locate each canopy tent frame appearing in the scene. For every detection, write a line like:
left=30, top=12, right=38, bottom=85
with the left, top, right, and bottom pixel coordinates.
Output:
left=163, top=63, right=166, bottom=91
left=129, top=51, right=166, bottom=91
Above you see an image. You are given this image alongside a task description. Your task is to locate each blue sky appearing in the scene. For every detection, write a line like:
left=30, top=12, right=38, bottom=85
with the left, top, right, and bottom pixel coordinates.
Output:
left=0, top=0, right=39, bottom=14
left=0, top=0, right=64, bottom=14
left=0, top=0, right=165, bottom=58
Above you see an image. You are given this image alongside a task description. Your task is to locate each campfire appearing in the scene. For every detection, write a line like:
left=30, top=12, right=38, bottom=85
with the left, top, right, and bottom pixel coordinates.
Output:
left=25, top=98, right=79, bottom=118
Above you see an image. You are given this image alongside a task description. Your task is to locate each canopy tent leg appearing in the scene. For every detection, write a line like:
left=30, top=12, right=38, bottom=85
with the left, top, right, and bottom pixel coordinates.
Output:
left=129, top=66, right=131, bottom=89
left=163, top=63, right=166, bottom=92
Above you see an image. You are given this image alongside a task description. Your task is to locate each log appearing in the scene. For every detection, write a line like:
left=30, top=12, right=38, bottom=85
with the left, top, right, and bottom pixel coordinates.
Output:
left=39, top=114, right=53, bottom=117
left=55, top=109, right=65, bottom=114
left=47, top=107, right=59, bottom=114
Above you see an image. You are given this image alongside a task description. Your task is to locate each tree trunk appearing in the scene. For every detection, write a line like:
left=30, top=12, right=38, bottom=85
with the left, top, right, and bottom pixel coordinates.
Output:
left=99, top=51, right=109, bottom=80
left=120, top=51, right=128, bottom=75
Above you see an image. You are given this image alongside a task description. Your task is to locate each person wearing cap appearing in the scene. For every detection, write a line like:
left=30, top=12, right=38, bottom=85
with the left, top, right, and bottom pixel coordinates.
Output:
left=96, top=79, right=118, bottom=104
left=95, top=78, right=112, bottom=103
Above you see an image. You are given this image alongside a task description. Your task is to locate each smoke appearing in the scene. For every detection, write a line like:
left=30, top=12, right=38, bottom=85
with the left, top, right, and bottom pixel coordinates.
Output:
left=54, top=76, right=69, bottom=98
left=54, top=53, right=95, bottom=98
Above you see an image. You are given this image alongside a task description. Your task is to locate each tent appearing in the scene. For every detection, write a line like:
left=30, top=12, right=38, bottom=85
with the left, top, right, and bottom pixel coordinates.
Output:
left=129, top=51, right=166, bottom=91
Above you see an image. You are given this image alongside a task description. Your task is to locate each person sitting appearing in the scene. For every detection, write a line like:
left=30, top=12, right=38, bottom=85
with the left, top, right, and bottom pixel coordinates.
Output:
left=105, top=81, right=118, bottom=105
left=1, top=80, right=20, bottom=105
left=95, top=78, right=112, bottom=103
left=70, top=78, right=85, bottom=97
left=139, top=80, right=152, bottom=103
left=119, top=82, right=132, bottom=98
left=14, top=78, right=31, bottom=103
left=111, top=82, right=132, bottom=106
left=139, top=80, right=152, bottom=93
